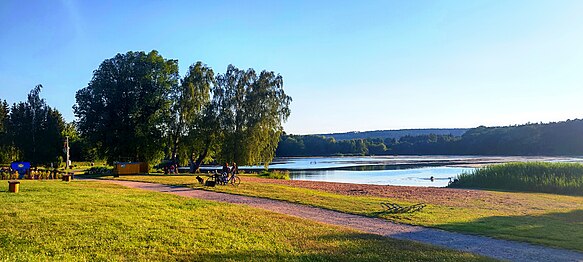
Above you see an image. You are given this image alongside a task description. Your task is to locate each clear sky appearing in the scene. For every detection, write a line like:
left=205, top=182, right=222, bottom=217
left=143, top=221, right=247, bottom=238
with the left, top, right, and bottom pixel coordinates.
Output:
left=1, top=0, right=582, bottom=134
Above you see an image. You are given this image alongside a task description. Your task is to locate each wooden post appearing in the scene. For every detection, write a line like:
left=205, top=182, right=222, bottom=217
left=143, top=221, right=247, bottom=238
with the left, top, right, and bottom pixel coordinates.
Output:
left=8, top=181, right=20, bottom=193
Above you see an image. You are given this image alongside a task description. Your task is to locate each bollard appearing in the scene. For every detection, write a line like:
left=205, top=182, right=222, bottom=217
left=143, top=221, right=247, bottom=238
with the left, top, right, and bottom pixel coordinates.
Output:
left=8, top=181, right=20, bottom=193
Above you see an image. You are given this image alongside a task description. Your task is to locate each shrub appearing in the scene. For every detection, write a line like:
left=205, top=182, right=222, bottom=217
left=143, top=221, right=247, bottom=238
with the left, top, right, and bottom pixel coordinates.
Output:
left=84, top=167, right=113, bottom=176
left=259, top=170, right=290, bottom=180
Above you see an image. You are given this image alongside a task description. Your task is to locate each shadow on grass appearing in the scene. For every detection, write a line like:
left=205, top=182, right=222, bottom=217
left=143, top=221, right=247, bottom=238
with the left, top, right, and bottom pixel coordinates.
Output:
left=448, top=185, right=583, bottom=197
left=436, top=209, right=583, bottom=252
left=174, top=232, right=486, bottom=262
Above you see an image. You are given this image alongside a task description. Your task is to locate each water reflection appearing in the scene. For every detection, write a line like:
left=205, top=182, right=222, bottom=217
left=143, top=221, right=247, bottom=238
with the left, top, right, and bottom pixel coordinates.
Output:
left=290, top=166, right=474, bottom=187
left=219, top=156, right=583, bottom=187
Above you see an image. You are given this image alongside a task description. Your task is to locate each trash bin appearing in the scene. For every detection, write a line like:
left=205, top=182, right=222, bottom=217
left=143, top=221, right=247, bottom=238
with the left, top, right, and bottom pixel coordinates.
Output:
left=8, top=181, right=20, bottom=193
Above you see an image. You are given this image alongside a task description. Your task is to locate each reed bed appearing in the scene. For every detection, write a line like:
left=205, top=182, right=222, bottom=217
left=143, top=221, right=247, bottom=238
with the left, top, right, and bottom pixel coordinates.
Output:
left=448, top=162, right=583, bottom=195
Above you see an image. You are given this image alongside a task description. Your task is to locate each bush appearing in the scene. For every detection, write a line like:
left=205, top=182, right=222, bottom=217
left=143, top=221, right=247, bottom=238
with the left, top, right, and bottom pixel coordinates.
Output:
left=259, top=170, right=290, bottom=180
left=448, top=162, right=583, bottom=195
left=84, top=167, right=113, bottom=176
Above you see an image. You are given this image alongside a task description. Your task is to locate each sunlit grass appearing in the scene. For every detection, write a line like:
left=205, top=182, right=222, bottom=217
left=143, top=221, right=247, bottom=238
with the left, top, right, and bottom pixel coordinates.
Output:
left=0, top=180, right=488, bottom=261
left=102, top=174, right=583, bottom=251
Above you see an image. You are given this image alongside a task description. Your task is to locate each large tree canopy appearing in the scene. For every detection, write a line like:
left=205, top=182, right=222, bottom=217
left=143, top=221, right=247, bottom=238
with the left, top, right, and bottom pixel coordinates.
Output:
left=75, top=51, right=292, bottom=168
left=168, top=62, right=214, bottom=163
left=74, top=50, right=179, bottom=163
left=213, top=65, right=292, bottom=167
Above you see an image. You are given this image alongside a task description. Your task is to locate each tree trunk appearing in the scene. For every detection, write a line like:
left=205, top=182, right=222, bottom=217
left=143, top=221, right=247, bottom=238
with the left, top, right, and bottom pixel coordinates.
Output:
left=194, top=139, right=212, bottom=172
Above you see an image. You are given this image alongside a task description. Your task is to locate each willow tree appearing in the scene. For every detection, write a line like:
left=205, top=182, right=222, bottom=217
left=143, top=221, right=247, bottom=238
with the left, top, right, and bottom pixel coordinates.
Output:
left=167, top=62, right=214, bottom=164
left=74, top=50, right=179, bottom=164
left=213, top=65, right=291, bottom=167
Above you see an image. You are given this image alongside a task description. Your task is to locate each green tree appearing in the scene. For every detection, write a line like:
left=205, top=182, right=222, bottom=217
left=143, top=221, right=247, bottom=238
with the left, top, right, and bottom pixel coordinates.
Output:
left=74, top=50, right=179, bottom=164
left=214, top=65, right=292, bottom=167
left=167, top=62, right=214, bottom=164
left=0, top=100, right=17, bottom=163
left=8, top=85, right=65, bottom=165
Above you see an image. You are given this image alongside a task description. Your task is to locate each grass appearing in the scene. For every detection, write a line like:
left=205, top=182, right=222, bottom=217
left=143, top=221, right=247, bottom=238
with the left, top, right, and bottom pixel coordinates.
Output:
left=0, top=180, right=488, bottom=261
left=101, top=174, right=583, bottom=252
left=449, top=162, right=583, bottom=195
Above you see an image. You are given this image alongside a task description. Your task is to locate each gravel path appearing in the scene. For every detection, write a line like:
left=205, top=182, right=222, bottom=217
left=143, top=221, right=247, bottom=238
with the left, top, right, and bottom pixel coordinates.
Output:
left=101, top=179, right=583, bottom=262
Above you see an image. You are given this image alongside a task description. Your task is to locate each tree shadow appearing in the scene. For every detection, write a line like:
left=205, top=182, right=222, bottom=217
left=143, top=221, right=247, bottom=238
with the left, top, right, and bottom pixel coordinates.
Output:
left=435, top=209, right=583, bottom=252
left=171, top=232, right=486, bottom=262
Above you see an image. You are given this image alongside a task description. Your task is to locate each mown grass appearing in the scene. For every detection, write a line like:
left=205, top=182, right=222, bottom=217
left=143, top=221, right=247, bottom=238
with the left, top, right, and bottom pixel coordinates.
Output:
left=449, top=162, right=583, bottom=195
left=102, top=174, right=583, bottom=252
left=0, top=180, right=488, bottom=261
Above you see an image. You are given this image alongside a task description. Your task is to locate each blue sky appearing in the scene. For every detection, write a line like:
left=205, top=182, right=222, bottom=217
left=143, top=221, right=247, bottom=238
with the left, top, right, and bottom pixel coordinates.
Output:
left=1, top=0, right=582, bottom=134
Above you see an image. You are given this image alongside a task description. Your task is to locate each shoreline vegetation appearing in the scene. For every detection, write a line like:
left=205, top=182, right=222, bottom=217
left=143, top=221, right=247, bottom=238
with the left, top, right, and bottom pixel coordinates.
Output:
left=276, top=119, right=583, bottom=158
left=449, top=162, right=583, bottom=196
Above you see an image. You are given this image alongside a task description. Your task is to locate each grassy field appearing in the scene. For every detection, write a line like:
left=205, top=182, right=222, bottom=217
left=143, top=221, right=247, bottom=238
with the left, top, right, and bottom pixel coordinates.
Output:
left=99, top=174, right=583, bottom=252
left=449, top=162, right=583, bottom=195
left=0, top=180, right=489, bottom=261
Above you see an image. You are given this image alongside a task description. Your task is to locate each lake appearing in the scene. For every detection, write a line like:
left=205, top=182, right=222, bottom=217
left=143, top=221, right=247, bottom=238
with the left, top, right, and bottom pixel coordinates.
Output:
left=254, top=155, right=583, bottom=187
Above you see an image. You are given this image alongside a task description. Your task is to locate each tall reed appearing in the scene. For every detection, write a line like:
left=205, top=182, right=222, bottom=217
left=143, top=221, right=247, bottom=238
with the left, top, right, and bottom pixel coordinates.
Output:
left=448, top=162, right=583, bottom=195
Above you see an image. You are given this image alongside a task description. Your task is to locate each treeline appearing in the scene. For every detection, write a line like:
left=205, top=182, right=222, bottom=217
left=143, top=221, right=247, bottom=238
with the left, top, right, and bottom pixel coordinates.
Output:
left=276, top=119, right=583, bottom=156
left=0, top=86, right=66, bottom=165
left=318, top=128, right=467, bottom=141
left=2, top=50, right=291, bottom=168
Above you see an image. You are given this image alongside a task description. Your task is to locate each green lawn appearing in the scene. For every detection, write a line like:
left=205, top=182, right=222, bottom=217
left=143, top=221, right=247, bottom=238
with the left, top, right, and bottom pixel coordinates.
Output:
left=101, top=174, right=583, bottom=252
left=0, top=180, right=488, bottom=261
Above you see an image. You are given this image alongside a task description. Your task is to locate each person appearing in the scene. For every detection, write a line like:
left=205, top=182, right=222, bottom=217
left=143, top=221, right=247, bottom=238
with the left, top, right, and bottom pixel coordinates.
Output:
left=230, top=162, right=238, bottom=180
left=430, top=176, right=434, bottom=182
left=221, top=162, right=230, bottom=174
left=221, top=163, right=230, bottom=184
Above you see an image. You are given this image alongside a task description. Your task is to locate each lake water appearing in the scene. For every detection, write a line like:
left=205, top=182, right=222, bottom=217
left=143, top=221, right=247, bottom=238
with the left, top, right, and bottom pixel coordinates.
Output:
left=254, top=155, right=583, bottom=187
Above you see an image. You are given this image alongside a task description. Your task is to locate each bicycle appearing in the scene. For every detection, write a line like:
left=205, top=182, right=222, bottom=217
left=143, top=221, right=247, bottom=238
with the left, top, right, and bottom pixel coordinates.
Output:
left=205, top=171, right=240, bottom=186
left=227, top=172, right=241, bottom=186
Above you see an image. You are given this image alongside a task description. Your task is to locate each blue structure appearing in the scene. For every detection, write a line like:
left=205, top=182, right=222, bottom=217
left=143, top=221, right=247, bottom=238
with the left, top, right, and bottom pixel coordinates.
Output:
left=10, top=162, right=30, bottom=179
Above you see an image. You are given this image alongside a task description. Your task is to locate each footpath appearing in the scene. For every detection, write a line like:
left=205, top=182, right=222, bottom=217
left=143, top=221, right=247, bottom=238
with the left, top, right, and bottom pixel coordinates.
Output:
left=101, top=179, right=583, bottom=262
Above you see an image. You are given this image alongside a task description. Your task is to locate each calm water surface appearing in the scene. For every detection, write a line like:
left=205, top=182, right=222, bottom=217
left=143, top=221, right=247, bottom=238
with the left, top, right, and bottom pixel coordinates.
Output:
left=252, top=155, right=583, bottom=187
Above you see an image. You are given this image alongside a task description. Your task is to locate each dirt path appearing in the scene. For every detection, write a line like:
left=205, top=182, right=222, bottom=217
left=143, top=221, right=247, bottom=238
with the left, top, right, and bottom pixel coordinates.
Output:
left=100, top=179, right=583, bottom=262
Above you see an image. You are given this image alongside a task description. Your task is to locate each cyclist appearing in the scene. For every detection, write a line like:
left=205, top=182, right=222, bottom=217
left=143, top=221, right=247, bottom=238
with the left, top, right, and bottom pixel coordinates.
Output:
left=220, top=162, right=230, bottom=184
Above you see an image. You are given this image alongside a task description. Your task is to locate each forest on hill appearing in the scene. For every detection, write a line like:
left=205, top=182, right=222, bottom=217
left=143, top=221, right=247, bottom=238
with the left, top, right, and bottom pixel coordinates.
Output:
left=276, top=119, right=583, bottom=157
left=317, top=128, right=468, bottom=141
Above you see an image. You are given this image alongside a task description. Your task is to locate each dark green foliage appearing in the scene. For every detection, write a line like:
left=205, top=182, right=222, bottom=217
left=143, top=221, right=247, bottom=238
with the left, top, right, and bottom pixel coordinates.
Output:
left=276, top=135, right=369, bottom=156
left=0, top=100, right=17, bottom=163
left=213, top=65, right=291, bottom=167
left=448, top=162, right=583, bottom=195
left=74, top=50, right=179, bottom=164
left=259, top=170, right=290, bottom=180
left=168, top=62, right=214, bottom=165
left=74, top=51, right=291, bottom=168
left=5, top=85, right=66, bottom=165
left=277, top=119, right=583, bottom=157
left=319, top=128, right=468, bottom=140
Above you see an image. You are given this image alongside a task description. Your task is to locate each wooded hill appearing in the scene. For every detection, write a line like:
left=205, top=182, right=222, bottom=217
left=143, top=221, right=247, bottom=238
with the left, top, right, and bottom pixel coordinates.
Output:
left=317, top=128, right=468, bottom=141
left=276, top=119, right=583, bottom=157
